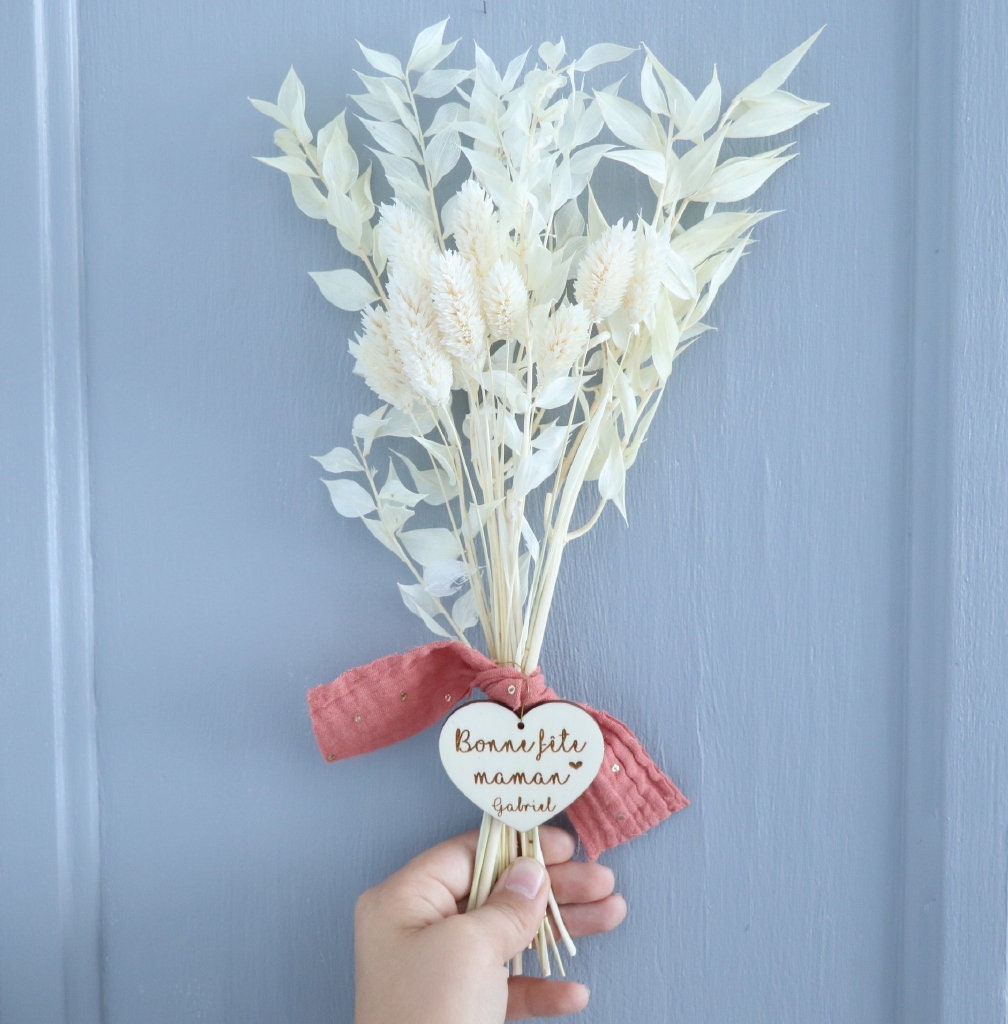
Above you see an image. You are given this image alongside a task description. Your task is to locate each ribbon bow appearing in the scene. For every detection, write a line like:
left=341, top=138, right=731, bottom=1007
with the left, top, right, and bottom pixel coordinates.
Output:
left=307, top=640, right=687, bottom=860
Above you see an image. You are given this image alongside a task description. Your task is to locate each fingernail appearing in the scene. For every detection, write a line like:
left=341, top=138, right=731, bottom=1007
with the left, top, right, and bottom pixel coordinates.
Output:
left=502, top=857, right=546, bottom=900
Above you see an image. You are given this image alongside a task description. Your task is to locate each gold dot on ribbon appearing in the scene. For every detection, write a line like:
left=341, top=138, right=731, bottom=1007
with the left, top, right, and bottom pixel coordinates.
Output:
left=353, top=715, right=362, bottom=723
left=400, top=692, right=408, bottom=702
left=444, top=694, right=452, bottom=702
left=611, top=763, right=621, bottom=773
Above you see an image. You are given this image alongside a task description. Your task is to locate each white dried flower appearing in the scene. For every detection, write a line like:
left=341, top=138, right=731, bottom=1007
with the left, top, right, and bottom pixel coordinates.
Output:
left=444, top=180, right=501, bottom=279
left=377, top=201, right=440, bottom=281
left=386, top=270, right=453, bottom=407
left=482, top=258, right=528, bottom=341
left=536, top=302, right=592, bottom=377
left=429, top=251, right=487, bottom=372
left=352, top=306, right=417, bottom=411
left=574, top=221, right=637, bottom=321
left=623, top=227, right=673, bottom=325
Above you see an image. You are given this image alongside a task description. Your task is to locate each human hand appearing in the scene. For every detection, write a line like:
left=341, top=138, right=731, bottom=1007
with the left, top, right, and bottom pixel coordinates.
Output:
left=353, top=826, right=627, bottom=1023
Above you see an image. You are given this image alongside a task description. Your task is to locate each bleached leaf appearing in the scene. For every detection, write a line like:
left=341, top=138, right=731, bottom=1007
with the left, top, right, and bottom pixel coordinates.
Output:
left=671, top=210, right=772, bottom=265
left=249, top=96, right=285, bottom=125
left=594, top=90, right=663, bottom=151
left=650, top=294, right=681, bottom=380
left=536, top=375, right=578, bottom=409
left=571, top=42, right=636, bottom=73
left=255, top=154, right=314, bottom=176
left=423, top=559, right=469, bottom=598
left=407, top=19, right=450, bottom=71
left=640, top=59, right=669, bottom=116
left=360, top=118, right=421, bottom=162
left=319, top=114, right=359, bottom=193
left=360, top=514, right=400, bottom=554
left=451, top=588, right=479, bottom=630
left=500, top=49, right=529, bottom=91
left=327, top=191, right=363, bottom=249
left=694, top=148, right=794, bottom=203
left=598, top=442, right=627, bottom=519
left=679, top=67, right=721, bottom=141
left=513, top=445, right=562, bottom=498
left=352, top=408, right=387, bottom=456
left=323, top=478, right=376, bottom=518
left=424, top=129, right=462, bottom=185
left=290, top=176, right=329, bottom=220
left=416, top=437, right=458, bottom=484
left=414, top=67, right=470, bottom=99
left=642, top=46, right=695, bottom=125
left=313, top=446, right=361, bottom=474
left=309, top=269, right=379, bottom=311
left=393, top=451, right=455, bottom=506
left=726, top=91, right=828, bottom=138
left=520, top=517, right=540, bottom=561
left=605, top=147, right=667, bottom=182
left=451, top=119, right=500, bottom=146
left=400, top=527, right=461, bottom=566
left=382, top=407, right=433, bottom=439
left=357, top=42, right=404, bottom=79
left=538, top=39, right=566, bottom=69
left=678, top=127, right=727, bottom=195
left=398, top=583, right=451, bottom=637
left=277, top=68, right=312, bottom=143
left=739, top=28, right=823, bottom=101
left=379, top=460, right=425, bottom=506
left=664, top=247, right=698, bottom=300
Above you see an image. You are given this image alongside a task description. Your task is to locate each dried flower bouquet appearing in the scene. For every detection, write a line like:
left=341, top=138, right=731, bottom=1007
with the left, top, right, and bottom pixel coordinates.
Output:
left=253, top=19, right=823, bottom=975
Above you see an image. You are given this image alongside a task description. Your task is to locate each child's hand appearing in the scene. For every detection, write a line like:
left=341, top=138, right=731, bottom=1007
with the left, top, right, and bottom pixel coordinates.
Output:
left=353, top=826, right=626, bottom=1023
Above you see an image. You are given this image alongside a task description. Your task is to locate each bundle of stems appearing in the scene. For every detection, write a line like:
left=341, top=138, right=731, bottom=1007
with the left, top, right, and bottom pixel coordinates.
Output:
left=253, top=19, right=823, bottom=973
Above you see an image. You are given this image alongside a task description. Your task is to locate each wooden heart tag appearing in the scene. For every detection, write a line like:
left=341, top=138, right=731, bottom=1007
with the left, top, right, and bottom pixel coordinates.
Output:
left=438, top=701, right=605, bottom=832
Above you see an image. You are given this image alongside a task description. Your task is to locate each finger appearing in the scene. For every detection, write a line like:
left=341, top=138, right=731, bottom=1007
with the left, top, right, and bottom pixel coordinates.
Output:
left=556, top=892, right=627, bottom=938
left=505, top=977, right=590, bottom=1020
left=545, top=860, right=616, bottom=905
left=535, top=825, right=577, bottom=865
left=465, top=857, right=550, bottom=962
left=368, top=831, right=481, bottom=922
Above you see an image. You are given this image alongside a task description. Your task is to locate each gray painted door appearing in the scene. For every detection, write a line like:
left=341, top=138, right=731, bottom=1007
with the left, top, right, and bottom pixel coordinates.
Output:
left=3, top=1, right=1006, bottom=1022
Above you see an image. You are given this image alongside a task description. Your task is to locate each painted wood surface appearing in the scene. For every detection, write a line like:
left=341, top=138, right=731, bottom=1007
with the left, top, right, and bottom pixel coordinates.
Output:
left=3, top=1, right=1005, bottom=1022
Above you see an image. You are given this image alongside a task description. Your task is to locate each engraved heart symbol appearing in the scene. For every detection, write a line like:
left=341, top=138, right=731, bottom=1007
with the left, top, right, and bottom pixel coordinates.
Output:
left=439, top=701, right=605, bottom=832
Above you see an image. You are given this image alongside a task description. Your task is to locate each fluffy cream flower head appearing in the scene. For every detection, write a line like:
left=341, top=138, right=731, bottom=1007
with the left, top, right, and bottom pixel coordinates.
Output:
left=444, top=180, right=501, bottom=279
left=536, top=302, right=592, bottom=377
left=386, top=270, right=453, bottom=407
left=482, top=258, right=529, bottom=341
left=429, top=250, right=487, bottom=373
left=353, top=306, right=417, bottom=411
left=378, top=201, right=440, bottom=282
left=574, top=221, right=637, bottom=321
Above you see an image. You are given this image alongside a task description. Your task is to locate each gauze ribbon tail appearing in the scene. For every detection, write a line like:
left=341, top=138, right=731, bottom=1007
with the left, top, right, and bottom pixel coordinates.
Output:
left=306, top=640, right=688, bottom=860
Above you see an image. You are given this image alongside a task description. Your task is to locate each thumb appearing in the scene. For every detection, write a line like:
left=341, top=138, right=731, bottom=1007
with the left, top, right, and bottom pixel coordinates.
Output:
left=468, top=857, right=550, bottom=962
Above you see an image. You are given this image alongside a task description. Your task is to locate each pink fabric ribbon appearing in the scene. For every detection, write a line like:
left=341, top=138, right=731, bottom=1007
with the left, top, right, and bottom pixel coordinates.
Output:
left=307, top=640, right=688, bottom=860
